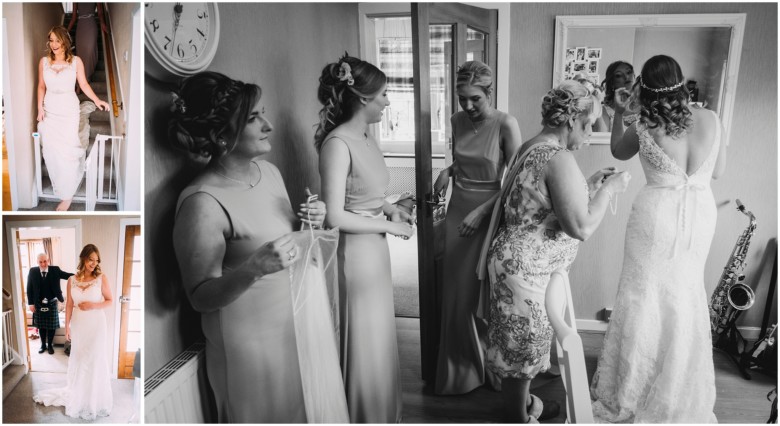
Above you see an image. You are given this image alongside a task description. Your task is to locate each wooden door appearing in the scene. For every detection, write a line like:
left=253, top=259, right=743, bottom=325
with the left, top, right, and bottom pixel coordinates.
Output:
left=117, top=225, right=141, bottom=379
left=412, top=3, right=498, bottom=382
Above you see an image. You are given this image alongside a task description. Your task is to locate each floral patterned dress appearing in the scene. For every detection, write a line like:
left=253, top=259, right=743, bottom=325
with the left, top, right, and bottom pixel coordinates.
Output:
left=485, top=143, right=582, bottom=380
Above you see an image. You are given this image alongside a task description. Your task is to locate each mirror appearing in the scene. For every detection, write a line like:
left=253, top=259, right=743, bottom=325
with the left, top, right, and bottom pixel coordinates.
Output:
left=553, top=14, right=746, bottom=144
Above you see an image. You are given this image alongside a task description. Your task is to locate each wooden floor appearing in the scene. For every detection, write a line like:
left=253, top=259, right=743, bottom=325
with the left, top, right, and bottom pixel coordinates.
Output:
left=397, top=317, right=777, bottom=423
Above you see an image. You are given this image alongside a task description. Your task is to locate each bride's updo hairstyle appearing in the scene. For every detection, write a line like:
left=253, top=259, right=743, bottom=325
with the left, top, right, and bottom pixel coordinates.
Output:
left=314, top=53, right=387, bottom=152
left=46, top=26, right=74, bottom=63
left=168, top=71, right=261, bottom=159
left=77, top=244, right=102, bottom=279
left=541, top=80, right=603, bottom=128
left=456, top=60, right=493, bottom=95
left=637, top=55, right=692, bottom=138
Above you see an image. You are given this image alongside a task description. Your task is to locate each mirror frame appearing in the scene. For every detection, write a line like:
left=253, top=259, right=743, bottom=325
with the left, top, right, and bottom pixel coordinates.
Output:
left=553, top=13, right=746, bottom=145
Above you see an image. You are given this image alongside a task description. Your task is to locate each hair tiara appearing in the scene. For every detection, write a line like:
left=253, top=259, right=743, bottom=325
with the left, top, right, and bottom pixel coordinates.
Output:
left=640, top=79, right=684, bottom=93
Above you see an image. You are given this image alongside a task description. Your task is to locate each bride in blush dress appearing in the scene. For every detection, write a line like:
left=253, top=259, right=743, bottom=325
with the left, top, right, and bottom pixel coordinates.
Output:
left=34, top=244, right=113, bottom=420
left=590, top=55, right=728, bottom=423
left=37, top=26, right=110, bottom=211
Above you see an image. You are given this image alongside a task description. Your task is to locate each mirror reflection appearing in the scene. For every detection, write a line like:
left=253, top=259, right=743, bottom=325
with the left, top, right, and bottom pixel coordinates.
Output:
left=562, top=26, right=732, bottom=132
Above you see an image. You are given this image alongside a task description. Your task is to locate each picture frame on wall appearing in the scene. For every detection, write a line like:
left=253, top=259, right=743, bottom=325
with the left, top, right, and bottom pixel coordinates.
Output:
left=587, top=47, right=602, bottom=59
left=575, top=46, right=586, bottom=61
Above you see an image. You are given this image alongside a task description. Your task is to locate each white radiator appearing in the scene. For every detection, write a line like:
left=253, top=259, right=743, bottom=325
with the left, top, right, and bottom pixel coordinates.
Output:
left=144, top=342, right=213, bottom=423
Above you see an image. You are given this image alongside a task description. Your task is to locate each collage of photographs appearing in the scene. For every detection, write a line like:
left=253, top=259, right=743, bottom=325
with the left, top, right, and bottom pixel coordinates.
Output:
left=0, top=1, right=777, bottom=424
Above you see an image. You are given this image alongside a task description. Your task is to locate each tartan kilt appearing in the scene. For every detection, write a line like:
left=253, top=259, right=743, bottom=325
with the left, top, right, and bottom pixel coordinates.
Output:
left=32, top=300, right=60, bottom=329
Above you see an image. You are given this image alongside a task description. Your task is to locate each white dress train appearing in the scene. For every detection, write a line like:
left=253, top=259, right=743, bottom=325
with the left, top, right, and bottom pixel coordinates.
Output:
left=33, top=276, right=112, bottom=420
left=590, top=116, right=721, bottom=423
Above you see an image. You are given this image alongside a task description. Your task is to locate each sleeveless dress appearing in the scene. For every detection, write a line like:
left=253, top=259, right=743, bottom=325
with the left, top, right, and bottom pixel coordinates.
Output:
left=175, top=161, right=306, bottom=423
left=33, top=276, right=112, bottom=420
left=435, top=111, right=508, bottom=395
left=485, top=143, right=582, bottom=383
left=39, top=56, right=84, bottom=200
left=590, top=115, right=721, bottom=423
left=74, top=3, right=99, bottom=81
left=322, top=132, right=403, bottom=423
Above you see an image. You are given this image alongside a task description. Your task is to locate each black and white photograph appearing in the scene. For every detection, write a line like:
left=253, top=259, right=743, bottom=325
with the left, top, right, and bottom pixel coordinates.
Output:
left=142, top=2, right=777, bottom=424
left=2, top=215, right=142, bottom=423
left=2, top=2, right=142, bottom=211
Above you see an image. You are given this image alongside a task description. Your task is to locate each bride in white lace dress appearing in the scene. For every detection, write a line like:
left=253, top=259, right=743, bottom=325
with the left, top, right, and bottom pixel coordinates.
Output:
left=590, top=55, right=727, bottom=423
left=34, top=244, right=114, bottom=420
left=37, top=26, right=110, bottom=211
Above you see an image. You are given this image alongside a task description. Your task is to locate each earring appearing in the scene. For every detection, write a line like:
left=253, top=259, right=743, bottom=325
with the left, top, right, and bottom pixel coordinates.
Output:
left=219, top=140, right=227, bottom=147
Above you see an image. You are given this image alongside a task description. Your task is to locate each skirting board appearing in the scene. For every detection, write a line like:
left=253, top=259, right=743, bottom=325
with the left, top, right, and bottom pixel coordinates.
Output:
left=576, top=319, right=763, bottom=340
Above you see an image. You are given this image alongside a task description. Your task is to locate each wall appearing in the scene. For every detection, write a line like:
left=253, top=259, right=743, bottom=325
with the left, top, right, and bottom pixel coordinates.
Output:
left=105, top=2, right=140, bottom=212
left=17, top=227, right=77, bottom=273
left=144, top=3, right=361, bottom=375
left=510, top=3, right=777, bottom=328
left=3, top=3, right=64, bottom=209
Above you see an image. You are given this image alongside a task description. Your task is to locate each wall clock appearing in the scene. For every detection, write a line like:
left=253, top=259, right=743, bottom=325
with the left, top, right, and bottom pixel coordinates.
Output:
left=144, top=2, right=220, bottom=80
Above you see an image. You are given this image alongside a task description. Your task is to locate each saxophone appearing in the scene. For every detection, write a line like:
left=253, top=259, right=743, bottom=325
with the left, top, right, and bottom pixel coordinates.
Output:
left=709, top=199, right=757, bottom=337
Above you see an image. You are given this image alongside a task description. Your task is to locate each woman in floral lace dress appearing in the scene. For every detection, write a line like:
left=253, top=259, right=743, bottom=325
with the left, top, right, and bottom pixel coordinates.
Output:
left=477, top=80, right=631, bottom=423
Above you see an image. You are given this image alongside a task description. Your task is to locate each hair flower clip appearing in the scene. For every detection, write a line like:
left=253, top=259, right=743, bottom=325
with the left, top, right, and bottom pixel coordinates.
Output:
left=337, top=62, right=355, bottom=86
left=170, top=92, right=187, bottom=114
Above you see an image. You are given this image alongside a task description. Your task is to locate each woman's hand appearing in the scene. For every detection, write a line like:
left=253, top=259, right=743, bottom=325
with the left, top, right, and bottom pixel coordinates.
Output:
left=37, top=109, right=45, bottom=122
left=65, top=328, right=71, bottom=342
left=247, top=233, right=303, bottom=276
left=613, top=88, right=631, bottom=115
left=390, top=208, right=415, bottom=225
left=458, top=207, right=488, bottom=237
left=388, top=221, right=415, bottom=240
left=298, top=200, right=326, bottom=229
left=587, top=167, right=617, bottom=193
left=434, top=168, right=450, bottom=198
left=77, top=301, right=95, bottom=311
left=95, top=100, right=110, bottom=112
left=603, top=170, right=632, bottom=194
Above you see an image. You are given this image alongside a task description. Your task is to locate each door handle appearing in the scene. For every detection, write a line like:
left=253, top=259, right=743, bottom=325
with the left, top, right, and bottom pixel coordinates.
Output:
left=119, top=296, right=131, bottom=303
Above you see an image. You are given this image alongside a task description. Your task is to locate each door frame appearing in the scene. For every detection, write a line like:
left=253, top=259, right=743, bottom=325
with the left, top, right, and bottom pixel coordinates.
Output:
left=2, top=18, right=21, bottom=210
left=5, top=219, right=83, bottom=372
left=111, top=217, right=141, bottom=377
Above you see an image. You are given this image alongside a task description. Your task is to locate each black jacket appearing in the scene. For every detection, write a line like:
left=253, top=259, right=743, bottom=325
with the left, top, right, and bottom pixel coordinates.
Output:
left=26, top=266, right=74, bottom=307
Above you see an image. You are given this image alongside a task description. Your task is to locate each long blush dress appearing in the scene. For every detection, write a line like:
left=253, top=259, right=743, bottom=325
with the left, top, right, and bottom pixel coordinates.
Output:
left=322, top=132, right=403, bottom=423
left=435, top=111, right=508, bottom=395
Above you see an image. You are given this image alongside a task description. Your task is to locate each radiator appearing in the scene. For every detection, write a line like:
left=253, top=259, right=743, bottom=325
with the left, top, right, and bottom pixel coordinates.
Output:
left=144, top=342, right=213, bottom=423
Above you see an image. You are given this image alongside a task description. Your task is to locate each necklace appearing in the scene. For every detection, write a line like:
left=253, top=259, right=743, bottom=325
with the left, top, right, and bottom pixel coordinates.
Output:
left=213, top=161, right=262, bottom=188
left=469, top=118, right=485, bottom=134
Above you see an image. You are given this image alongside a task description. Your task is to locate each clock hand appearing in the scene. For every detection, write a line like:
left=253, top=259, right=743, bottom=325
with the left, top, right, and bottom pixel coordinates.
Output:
left=171, top=3, right=183, bottom=57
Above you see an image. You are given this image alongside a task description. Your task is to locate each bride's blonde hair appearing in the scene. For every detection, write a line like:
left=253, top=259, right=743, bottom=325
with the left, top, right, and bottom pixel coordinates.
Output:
left=46, top=26, right=74, bottom=63
left=76, top=244, right=102, bottom=279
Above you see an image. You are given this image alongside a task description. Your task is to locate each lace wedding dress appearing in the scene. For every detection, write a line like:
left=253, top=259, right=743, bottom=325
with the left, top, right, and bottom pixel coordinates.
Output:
left=33, top=276, right=112, bottom=420
left=39, top=57, right=85, bottom=200
left=590, top=116, right=721, bottom=423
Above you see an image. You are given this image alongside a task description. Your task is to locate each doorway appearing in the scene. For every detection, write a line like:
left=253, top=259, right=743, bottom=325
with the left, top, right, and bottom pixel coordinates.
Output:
left=113, top=219, right=141, bottom=379
left=5, top=219, right=82, bottom=373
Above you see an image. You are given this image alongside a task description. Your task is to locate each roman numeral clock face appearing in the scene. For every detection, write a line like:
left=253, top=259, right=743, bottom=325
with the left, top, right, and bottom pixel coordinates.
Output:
left=144, top=2, right=220, bottom=78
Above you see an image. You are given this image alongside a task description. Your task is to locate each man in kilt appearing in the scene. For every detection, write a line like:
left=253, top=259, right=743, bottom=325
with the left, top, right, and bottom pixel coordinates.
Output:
left=27, top=253, right=73, bottom=354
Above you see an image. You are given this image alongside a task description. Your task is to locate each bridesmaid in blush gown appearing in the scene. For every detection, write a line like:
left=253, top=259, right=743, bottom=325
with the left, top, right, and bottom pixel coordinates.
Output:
left=591, top=55, right=727, bottom=423
left=33, top=244, right=113, bottom=420
left=433, top=61, right=522, bottom=395
left=316, top=54, right=414, bottom=423
left=172, top=72, right=345, bottom=423
left=37, top=26, right=110, bottom=211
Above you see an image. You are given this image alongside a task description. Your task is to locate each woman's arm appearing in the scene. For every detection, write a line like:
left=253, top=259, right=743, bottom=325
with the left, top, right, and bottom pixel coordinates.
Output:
left=37, top=58, right=47, bottom=122
left=65, top=278, right=73, bottom=341
left=320, top=138, right=413, bottom=237
left=545, top=151, right=629, bottom=241
left=67, top=10, right=78, bottom=31
left=609, top=88, right=640, bottom=160
left=173, top=192, right=301, bottom=313
left=74, top=57, right=110, bottom=111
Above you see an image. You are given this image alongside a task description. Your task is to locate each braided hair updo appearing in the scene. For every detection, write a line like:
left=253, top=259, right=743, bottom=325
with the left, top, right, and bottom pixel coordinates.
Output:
left=636, top=55, right=692, bottom=138
left=541, top=80, right=603, bottom=128
left=456, top=60, right=493, bottom=95
left=168, top=71, right=261, bottom=159
left=314, top=53, right=386, bottom=152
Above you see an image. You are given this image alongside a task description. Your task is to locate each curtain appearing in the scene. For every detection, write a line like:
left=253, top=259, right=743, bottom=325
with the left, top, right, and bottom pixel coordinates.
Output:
left=42, top=238, right=54, bottom=265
